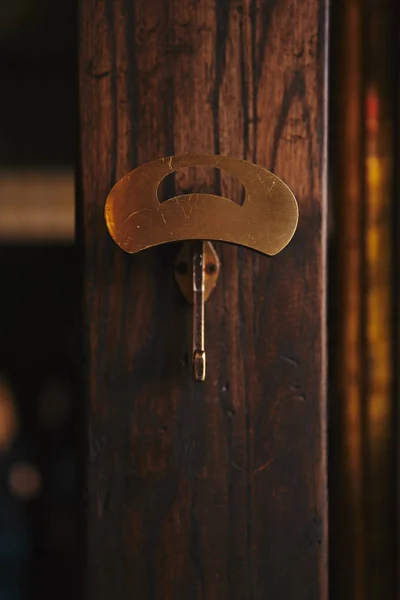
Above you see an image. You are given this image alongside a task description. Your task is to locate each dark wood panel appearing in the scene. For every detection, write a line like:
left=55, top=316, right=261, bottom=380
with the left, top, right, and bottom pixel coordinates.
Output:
left=79, top=0, right=328, bottom=598
left=0, top=0, right=77, bottom=166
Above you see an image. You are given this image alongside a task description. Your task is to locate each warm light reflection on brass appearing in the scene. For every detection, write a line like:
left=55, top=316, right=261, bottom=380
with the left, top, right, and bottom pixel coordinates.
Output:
left=104, top=154, right=298, bottom=256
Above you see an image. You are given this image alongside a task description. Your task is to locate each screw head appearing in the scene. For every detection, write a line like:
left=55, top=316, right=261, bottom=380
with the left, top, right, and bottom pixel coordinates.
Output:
left=176, top=261, right=188, bottom=275
left=205, top=262, right=217, bottom=275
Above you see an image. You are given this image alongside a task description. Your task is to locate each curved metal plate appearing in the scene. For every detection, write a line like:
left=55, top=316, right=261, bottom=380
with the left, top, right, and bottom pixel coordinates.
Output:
left=104, top=154, right=298, bottom=256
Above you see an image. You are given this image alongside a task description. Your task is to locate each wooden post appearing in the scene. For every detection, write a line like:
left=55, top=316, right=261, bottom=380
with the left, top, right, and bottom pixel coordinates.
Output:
left=79, top=1, right=328, bottom=598
left=330, top=0, right=396, bottom=597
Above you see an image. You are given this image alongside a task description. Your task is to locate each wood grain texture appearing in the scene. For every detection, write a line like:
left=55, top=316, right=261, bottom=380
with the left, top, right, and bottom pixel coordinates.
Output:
left=79, top=1, right=328, bottom=598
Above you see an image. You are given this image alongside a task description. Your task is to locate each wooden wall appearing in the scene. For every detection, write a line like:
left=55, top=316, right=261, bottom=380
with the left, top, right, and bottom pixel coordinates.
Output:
left=79, top=1, right=328, bottom=598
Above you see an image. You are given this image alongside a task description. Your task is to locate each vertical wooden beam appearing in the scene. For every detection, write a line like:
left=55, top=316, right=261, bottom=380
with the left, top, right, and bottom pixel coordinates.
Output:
left=79, top=1, right=328, bottom=598
left=330, top=0, right=396, bottom=597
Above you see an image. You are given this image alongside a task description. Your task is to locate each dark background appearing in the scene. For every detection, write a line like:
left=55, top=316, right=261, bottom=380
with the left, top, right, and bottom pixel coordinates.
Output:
left=0, top=1, right=78, bottom=599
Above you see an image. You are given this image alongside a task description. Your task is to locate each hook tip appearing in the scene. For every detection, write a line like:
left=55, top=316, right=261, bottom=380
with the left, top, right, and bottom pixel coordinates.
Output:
left=193, top=349, right=206, bottom=382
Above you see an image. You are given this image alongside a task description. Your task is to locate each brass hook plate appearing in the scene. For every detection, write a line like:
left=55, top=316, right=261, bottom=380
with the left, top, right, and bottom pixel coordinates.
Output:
left=104, top=154, right=298, bottom=257
left=104, top=154, right=299, bottom=382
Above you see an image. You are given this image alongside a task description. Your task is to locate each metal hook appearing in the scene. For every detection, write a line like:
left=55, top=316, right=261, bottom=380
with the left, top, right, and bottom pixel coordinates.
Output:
left=175, top=241, right=220, bottom=382
left=192, top=241, right=206, bottom=381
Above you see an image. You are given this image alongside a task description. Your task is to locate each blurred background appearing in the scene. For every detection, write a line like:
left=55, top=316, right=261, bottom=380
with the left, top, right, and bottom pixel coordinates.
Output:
left=0, top=1, right=78, bottom=599
left=0, top=0, right=399, bottom=598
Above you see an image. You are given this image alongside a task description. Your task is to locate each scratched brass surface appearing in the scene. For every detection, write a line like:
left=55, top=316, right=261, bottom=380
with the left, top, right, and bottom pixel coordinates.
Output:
left=104, top=154, right=298, bottom=256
